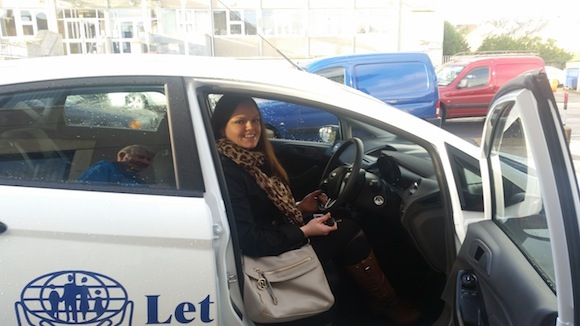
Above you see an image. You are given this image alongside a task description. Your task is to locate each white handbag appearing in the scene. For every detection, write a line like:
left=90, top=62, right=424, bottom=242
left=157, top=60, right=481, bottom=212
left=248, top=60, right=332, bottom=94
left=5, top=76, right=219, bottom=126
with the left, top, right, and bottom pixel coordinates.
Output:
left=242, top=244, right=335, bottom=323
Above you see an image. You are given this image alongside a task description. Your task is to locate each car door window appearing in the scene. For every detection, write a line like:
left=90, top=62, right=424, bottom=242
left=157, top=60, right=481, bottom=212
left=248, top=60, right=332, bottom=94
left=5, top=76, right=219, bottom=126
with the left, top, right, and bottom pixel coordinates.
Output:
left=0, top=83, right=189, bottom=193
left=249, top=97, right=340, bottom=142
left=460, top=67, right=489, bottom=88
left=447, top=145, right=484, bottom=212
left=354, top=61, right=430, bottom=97
left=315, top=67, right=346, bottom=84
left=63, top=91, right=166, bottom=131
left=488, top=100, right=555, bottom=287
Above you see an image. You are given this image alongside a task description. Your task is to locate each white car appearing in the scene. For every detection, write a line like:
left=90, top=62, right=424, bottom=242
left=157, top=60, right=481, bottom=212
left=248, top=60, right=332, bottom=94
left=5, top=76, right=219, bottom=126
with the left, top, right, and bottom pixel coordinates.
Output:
left=0, top=54, right=577, bottom=326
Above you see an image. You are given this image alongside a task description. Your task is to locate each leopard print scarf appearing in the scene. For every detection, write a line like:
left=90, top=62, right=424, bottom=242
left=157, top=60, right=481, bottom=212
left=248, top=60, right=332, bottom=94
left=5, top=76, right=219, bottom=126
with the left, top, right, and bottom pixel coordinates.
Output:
left=217, top=138, right=304, bottom=226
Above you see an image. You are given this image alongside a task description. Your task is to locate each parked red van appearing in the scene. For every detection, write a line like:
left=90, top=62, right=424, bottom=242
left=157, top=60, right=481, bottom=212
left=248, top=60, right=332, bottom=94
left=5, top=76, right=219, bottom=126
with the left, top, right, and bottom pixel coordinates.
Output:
left=436, top=54, right=545, bottom=123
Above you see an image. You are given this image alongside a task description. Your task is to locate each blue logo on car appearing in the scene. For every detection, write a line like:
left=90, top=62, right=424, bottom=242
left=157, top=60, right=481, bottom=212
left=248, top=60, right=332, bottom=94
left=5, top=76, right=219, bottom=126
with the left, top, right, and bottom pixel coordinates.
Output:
left=15, top=270, right=133, bottom=326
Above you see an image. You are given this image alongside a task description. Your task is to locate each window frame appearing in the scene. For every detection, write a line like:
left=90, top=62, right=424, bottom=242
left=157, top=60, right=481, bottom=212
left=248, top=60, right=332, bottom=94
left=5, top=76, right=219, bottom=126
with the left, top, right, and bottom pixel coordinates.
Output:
left=0, top=8, right=48, bottom=38
left=446, top=144, right=484, bottom=212
left=486, top=97, right=556, bottom=290
left=213, top=9, right=257, bottom=36
left=0, top=76, right=203, bottom=196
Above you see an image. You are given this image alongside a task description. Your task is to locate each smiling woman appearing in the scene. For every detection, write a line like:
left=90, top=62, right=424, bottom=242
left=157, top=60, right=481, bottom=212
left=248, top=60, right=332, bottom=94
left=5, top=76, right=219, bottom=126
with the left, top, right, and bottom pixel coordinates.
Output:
left=211, top=94, right=423, bottom=325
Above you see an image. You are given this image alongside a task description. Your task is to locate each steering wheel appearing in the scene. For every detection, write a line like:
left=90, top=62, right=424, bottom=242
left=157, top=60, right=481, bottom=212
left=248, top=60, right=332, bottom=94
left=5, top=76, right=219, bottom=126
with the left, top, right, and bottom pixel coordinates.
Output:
left=318, top=137, right=363, bottom=212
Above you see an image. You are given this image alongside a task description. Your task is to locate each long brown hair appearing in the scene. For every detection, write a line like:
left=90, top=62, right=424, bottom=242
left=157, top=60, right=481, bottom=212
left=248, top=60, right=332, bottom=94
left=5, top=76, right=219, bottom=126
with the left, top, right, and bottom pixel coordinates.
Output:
left=211, top=94, right=289, bottom=183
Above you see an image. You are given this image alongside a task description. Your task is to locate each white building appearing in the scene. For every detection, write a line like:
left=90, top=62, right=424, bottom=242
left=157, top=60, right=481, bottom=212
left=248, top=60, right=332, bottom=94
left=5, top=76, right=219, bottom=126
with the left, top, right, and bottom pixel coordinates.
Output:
left=0, top=0, right=443, bottom=63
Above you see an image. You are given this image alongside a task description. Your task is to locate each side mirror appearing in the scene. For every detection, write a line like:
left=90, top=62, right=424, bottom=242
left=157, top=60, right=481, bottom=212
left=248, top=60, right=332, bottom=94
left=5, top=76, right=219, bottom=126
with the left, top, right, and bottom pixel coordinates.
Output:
left=319, top=125, right=338, bottom=143
left=265, top=128, right=276, bottom=138
left=457, top=79, right=468, bottom=88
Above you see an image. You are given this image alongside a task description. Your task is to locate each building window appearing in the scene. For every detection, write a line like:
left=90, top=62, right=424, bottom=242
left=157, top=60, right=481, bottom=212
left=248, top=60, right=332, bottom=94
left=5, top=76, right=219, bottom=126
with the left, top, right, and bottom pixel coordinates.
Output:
left=244, top=10, right=257, bottom=35
left=229, top=10, right=242, bottom=35
left=0, top=9, right=17, bottom=37
left=36, top=12, right=49, bottom=31
left=309, top=9, right=352, bottom=36
left=21, top=11, right=35, bottom=36
left=262, top=9, right=305, bottom=36
left=0, top=9, right=48, bottom=37
left=178, top=9, right=210, bottom=34
left=213, top=10, right=257, bottom=36
left=355, top=9, right=391, bottom=34
left=213, top=11, right=226, bottom=35
left=57, top=9, right=106, bottom=55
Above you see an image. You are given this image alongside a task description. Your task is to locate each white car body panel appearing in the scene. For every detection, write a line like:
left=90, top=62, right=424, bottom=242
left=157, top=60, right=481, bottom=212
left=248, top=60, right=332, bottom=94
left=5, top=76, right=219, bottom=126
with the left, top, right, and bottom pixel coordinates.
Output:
left=0, top=186, right=218, bottom=324
left=0, top=54, right=576, bottom=325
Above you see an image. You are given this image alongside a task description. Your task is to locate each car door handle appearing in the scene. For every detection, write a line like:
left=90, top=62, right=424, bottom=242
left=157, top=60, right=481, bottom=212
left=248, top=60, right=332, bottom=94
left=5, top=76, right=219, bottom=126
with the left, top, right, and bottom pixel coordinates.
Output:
left=0, top=221, right=6, bottom=234
left=468, top=240, right=492, bottom=275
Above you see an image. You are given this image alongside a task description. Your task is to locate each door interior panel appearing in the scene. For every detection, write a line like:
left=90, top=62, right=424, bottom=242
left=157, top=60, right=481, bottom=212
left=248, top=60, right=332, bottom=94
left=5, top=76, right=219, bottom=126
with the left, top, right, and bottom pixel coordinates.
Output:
left=449, top=220, right=557, bottom=326
left=270, top=139, right=330, bottom=199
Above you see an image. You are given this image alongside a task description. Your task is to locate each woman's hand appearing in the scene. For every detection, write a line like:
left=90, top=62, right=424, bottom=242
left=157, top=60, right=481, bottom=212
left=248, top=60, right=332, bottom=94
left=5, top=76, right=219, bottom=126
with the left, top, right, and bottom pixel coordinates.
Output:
left=297, top=189, right=328, bottom=213
left=300, top=212, right=337, bottom=237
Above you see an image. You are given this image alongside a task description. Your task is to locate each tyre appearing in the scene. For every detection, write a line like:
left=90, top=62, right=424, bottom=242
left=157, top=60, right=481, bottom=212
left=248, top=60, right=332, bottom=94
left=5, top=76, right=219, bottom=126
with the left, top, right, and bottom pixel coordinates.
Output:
left=439, top=103, right=447, bottom=126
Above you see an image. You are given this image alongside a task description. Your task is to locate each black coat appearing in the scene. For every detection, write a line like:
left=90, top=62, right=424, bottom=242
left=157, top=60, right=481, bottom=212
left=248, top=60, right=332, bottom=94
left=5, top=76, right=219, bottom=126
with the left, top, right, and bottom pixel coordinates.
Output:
left=220, top=155, right=309, bottom=257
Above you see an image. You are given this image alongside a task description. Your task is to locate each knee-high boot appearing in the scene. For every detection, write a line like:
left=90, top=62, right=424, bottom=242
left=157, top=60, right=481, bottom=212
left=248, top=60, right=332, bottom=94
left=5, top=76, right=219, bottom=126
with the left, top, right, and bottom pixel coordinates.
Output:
left=345, top=250, right=421, bottom=325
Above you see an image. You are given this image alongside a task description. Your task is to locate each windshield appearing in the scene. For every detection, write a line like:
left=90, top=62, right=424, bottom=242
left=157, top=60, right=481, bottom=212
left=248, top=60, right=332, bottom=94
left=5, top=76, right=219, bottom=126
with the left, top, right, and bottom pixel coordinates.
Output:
left=436, top=64, right=465, bottom=86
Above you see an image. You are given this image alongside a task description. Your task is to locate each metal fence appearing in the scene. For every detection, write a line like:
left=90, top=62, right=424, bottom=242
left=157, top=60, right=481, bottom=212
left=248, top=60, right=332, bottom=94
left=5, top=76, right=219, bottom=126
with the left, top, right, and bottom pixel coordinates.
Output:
left=0, top=39, right=28, bottom=60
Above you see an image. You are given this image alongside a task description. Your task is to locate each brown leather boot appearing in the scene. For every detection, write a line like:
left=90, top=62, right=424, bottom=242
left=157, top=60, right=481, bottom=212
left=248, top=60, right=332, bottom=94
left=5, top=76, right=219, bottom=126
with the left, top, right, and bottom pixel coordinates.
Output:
left=345, top=251, right=421, bottom=325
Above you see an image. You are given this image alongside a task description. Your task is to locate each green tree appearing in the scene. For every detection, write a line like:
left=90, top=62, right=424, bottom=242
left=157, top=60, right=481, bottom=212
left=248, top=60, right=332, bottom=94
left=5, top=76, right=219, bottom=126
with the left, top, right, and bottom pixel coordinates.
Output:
left=477, top=34, right=572, bottom=68
left=443, top=21, right=470, bottom=56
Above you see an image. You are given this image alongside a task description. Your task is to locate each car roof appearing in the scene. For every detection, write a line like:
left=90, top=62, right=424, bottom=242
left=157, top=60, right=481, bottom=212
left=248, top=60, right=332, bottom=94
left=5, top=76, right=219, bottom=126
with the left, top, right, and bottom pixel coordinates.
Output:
left=444, top=55, right=544, bottom=66
left=0, top=54, right=475, bottom=154
left=0, top=54, right=390, bottom=111
left=302, top=52, right=432, bottom=70
left=0, top=54, right=387, bottom=119
left=0, top=54, right=300, bottom=86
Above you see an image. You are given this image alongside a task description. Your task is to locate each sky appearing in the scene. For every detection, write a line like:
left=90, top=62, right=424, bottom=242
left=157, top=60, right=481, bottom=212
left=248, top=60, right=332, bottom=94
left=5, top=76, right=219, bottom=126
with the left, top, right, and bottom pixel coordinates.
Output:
left=438, top=0, right=577, bottom=24
left=437, top=0, right=580, bottom=53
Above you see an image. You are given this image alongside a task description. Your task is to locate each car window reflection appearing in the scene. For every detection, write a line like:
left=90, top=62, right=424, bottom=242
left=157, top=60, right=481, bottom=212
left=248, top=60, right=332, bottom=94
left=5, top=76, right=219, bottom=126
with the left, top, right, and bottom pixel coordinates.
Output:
left=64, top=91, right=167, bottom=131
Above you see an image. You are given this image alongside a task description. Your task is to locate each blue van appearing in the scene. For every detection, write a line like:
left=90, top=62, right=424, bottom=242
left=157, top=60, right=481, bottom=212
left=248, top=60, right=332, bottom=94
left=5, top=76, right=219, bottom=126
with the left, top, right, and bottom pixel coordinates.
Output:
left=258, top=53, right=440, bottom=141
left=303, top=52, right=440, bottom=122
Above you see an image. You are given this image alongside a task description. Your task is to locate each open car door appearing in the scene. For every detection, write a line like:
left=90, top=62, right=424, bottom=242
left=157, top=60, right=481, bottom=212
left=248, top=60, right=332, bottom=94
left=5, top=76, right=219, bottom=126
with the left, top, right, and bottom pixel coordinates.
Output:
left=447, top=69, right=580, bottom=325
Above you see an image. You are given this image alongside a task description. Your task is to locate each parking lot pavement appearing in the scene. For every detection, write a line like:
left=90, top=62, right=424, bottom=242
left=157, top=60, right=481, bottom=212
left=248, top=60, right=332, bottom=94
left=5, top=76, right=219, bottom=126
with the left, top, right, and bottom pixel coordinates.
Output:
left=557, top=91, right=580, bottom=174
left=569, top=139, right=580, bottom=173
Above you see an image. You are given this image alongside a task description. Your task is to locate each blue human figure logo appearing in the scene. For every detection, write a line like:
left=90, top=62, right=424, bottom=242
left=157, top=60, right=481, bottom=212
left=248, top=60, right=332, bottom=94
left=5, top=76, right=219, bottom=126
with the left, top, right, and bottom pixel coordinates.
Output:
left=78, top=277, right=92, bottom=321
left=48, top=286, right=60, bottom=319
left=16, top=270, right=133, bottom=325
left=93, top=290, right=106, bottom=318
left=63, top=274, right=79, bottom=322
